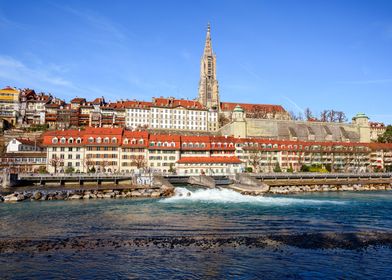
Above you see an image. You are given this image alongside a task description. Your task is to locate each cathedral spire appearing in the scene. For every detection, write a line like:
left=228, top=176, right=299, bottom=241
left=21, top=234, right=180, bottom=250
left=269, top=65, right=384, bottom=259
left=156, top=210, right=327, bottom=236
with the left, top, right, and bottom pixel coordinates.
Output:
left=198, top=23, right=220, bottom=110
left=203, top=23, right=213, bottom=57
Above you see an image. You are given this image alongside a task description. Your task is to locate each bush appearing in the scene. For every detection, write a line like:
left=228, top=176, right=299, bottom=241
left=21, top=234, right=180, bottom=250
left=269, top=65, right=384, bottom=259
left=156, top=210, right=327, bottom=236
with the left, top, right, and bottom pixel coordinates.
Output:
left=273, top=162, right=282, bottom=172
left=89, top=166, right=96, bottom=173
left=300, top=165, right=310, bottom=172
left=65, top=166, right=75, bottom=174
left=245, top=167, right=253, bottom=173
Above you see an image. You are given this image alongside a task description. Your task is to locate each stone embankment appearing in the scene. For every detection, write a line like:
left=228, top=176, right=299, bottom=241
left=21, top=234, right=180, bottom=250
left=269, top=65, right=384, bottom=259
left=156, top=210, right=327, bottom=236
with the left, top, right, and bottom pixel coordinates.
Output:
left=267, top=183, right=392, bottom=194
left=0, top=185, right=174, bottom=203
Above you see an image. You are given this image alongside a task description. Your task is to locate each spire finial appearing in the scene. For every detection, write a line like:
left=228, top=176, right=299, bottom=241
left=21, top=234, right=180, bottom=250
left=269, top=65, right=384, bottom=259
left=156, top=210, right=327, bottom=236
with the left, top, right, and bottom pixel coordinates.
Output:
left=207, top=22, right=210, bottom=33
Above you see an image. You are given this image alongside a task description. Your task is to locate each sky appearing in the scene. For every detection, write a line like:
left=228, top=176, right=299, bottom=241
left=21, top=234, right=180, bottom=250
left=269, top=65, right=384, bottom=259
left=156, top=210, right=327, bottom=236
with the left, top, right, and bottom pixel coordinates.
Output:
left=0, top=0, right=391, bottom=123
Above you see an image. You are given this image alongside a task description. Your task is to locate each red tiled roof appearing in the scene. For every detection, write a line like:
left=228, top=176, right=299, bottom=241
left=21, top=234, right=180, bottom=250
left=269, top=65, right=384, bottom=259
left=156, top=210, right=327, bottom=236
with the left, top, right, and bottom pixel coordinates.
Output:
left=177, top=156, right=242, bottom=164
left=70, top=97, right=86, bottom=104
left=220, top=102, right=286, bottom=113
left=153, top=98, right=205, bottom=110
left=108, top=100, right=153, bottom=109
left=15, top=138, right=40, bottom=146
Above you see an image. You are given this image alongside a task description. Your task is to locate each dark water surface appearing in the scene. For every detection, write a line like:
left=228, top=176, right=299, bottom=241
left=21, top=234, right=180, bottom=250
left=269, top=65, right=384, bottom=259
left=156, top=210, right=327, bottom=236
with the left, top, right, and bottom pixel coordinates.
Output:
left=1, top=188, right=392, bottom=279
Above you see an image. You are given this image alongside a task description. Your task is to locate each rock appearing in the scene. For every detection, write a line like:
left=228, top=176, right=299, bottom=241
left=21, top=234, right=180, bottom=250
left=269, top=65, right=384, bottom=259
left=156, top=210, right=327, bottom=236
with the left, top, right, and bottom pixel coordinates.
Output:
left=4, top=193, right=19, bottom=203
left=68, top=194, right=82, bottom=200
left=83, top=194, right=91, bottom=199
left=130, top=191, right=142, bottom=197
left=0, top=195, right=3, bottom=202
left=151, top=192, right=161, bottom=198
left=33, top=191, right=42, bottom=200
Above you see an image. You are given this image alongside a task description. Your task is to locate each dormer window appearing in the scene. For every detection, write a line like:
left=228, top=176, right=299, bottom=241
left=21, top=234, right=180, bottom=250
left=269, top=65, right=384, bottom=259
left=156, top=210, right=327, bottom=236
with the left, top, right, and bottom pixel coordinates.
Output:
left=68, top=138, right=74, bottom=144
left=60, top=137, right=66, bottom=144
left=88, top=137, right=94, bottom=143
left=123, top=138, right=129, bottom=144
left=76, top=138, right=82, bottom=144
left=104, top=137, right=109, bottom=143
left=96, top=137, right=102, bottom=143
left=52, top=138, right=58, bottom=144
left=139, top=139, right=144, bottom=144
left=111, top=137, right=117, bottom=144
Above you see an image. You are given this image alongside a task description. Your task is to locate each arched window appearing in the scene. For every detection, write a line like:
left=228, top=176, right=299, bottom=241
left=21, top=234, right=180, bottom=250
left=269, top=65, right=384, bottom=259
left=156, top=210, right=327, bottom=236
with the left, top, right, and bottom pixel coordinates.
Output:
left=139, top=139, right=144, bottom=145
left=189, top=143, right=193, bottom=148
left=182, top=143, right=187, bottom=148
left=201, top=143, right=205, bottom=148
left=96, top=137, right=102, bottom=143
left=131, top=139, right=136, bottom=145
left=150, top=141, right=155, bottom=147
left=68, top=138, right=74, bottom=144
left=157, top=142, right=162, bottom=146
left=60, top=137, right=66, bottom=144
left=76, top=138, right=82, bottom=144
left=111, top=137, right=117, bottom=144
left=88, top=137, right=94, bottom=143
left=52, top=137, right=58, bottom=144
left=104, top=137, right=109, bottom=143
left=123, top=138, right=129, bottom=144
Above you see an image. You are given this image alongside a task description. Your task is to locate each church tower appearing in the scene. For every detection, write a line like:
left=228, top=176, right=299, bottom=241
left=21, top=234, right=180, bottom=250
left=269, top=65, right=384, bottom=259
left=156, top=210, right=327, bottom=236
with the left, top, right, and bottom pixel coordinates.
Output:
left=198, top=23, right=220, bottom=110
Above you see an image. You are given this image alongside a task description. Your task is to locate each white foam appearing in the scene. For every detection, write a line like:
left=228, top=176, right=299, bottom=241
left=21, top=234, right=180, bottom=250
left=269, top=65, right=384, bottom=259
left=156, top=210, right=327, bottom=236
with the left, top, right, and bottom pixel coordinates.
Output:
left=161, top=187, right=346, bottom=206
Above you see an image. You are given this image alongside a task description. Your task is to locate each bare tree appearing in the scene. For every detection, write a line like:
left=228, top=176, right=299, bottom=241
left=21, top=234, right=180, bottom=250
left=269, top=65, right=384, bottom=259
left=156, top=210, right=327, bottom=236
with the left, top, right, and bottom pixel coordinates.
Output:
left=218, top=114, right=231, bottom=127
left=304, top=108, right=313, bottom=121
left=335, top=111, right=347, bottom=123
left=248, top=149, right=261, bottom=173
left=49, top=155, right=63, bottom=173
left=83, top=157, right=94, bottom=172
left=320, top=110, right=328, bottom=122
left=131, top=155, right=147, bottom=169
left=289, top=111, right=304, bottom=121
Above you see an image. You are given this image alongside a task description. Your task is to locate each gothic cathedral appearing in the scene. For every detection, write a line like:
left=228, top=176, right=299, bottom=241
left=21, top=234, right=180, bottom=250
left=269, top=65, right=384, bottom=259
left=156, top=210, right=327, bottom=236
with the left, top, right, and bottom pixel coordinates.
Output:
left=198, top=24, right=220, bottom=110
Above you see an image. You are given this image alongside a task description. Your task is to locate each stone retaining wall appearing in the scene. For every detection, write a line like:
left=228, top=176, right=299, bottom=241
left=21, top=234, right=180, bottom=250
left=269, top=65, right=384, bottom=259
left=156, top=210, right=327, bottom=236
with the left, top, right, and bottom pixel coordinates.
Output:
left=0, top=185, right=174, bottom=203
left=268, top=183, right=392, bottom=194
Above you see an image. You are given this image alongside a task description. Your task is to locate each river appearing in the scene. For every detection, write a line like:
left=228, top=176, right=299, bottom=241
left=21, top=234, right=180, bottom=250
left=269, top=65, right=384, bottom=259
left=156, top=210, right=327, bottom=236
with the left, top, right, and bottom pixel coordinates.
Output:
left=1, top=187, right=392, bottom=279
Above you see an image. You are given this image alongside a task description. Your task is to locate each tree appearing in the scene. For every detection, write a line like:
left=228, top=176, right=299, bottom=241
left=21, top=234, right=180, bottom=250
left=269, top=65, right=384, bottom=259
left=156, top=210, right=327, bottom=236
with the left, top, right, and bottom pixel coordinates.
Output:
left=304, top=108, right=314, bottom=121
left=335, top=111, right=347, bottom=123
left=378, top=125, right=392, bottom=143
left=320, top=110, right=328, bottom=122
left=168, top=163, right=175, bottom=173
left=248, top=149, right=261, bottom=173
left=290, top=111, right=304, bottom=121
left=83, top=158, right=94, bottom=173
left=273, top=162, right=282, bottom=172
left=49, top=155, right=63, bottom=173
left=131, top=155, right=147, bottom=169
left=218, top=114, right=231, bottom=127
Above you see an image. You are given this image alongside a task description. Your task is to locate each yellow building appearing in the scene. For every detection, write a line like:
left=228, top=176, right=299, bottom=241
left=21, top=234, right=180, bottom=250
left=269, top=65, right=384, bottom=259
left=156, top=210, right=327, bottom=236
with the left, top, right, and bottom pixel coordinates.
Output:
left=0, top=86, right=20, bottom=125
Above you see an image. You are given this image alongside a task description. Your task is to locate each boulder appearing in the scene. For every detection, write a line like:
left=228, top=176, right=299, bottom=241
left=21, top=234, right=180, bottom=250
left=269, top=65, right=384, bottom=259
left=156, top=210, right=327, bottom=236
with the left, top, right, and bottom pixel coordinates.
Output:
left=3, top=194, right=19, bottom=203
left=33, top=191, right=42, bottom=200
left=68, top=194, right=82, bottom=200
left=151, top=192, right=162, bottom=198
left=130, top=191, right=142, bottom=197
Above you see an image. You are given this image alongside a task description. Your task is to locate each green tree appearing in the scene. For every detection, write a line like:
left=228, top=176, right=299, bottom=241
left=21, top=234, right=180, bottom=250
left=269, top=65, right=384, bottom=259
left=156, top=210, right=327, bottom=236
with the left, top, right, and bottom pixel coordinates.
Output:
left=273, top=162, right=282, bottom=172
left=65, top=166, right=75, bottom=174
left=378, top=125, right=392, bottom=143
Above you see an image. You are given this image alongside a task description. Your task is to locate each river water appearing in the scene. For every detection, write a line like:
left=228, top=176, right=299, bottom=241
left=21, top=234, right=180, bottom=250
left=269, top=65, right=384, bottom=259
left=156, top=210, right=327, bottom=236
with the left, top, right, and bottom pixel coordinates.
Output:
left=1, top=187, right=392, bottom=279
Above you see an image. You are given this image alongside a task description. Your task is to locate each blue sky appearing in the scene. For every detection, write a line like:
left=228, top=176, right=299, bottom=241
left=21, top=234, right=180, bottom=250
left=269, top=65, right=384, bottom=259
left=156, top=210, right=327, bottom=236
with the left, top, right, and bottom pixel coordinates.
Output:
left=0, top=0, right=391, bottom=123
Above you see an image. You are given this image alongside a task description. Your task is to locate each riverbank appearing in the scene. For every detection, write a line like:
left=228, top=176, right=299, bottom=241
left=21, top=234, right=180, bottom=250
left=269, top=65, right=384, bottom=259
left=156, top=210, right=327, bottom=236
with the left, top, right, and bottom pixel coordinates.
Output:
left=0, top=185, right=174, bottom=203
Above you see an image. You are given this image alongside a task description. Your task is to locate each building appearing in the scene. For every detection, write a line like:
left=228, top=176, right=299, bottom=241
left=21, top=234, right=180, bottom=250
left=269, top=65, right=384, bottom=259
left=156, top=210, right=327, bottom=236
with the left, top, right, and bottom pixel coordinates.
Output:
left=176, top=156, right=244, bottom=175
left=370, top=122, right=387, bottom=142
left=6, top=138, right=43, bottom=153
left=0, top=152, right=47, bottom=173
left=0, top=86, right=20, bottom=126
left=41, top=128, right=392, bottom=174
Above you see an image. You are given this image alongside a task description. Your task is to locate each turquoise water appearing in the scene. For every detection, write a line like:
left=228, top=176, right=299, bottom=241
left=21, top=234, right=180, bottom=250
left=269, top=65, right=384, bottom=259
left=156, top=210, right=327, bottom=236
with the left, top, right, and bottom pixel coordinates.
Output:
left=1, top=188, right=392, bottom=279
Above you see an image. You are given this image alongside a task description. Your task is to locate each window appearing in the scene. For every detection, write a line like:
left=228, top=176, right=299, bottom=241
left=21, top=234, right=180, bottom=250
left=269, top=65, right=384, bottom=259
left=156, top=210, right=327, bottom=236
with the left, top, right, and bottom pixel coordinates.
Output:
left=111, top=137, right=117, bottom=144
left=68, top=154, right=72, bottom=159
left=88, top=137, right=94, bottom=143
left=52, top=138, right=58, bottom=144
left=68, top=147, right=73, bottom=152
left=68, top=138, right=73, bottom=144
left=104, top=137, right=109, bottom=143
left=60, top=137, right=66, bottom=144
left=96, top=137, right=102, bottom=143
left=76, top=138, right=82, bottom=144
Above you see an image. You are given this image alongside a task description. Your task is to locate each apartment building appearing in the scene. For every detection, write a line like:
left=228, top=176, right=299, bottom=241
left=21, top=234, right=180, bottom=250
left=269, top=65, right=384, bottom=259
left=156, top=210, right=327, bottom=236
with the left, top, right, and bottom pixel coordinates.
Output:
left=42, top=128, right=392, bottom=174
